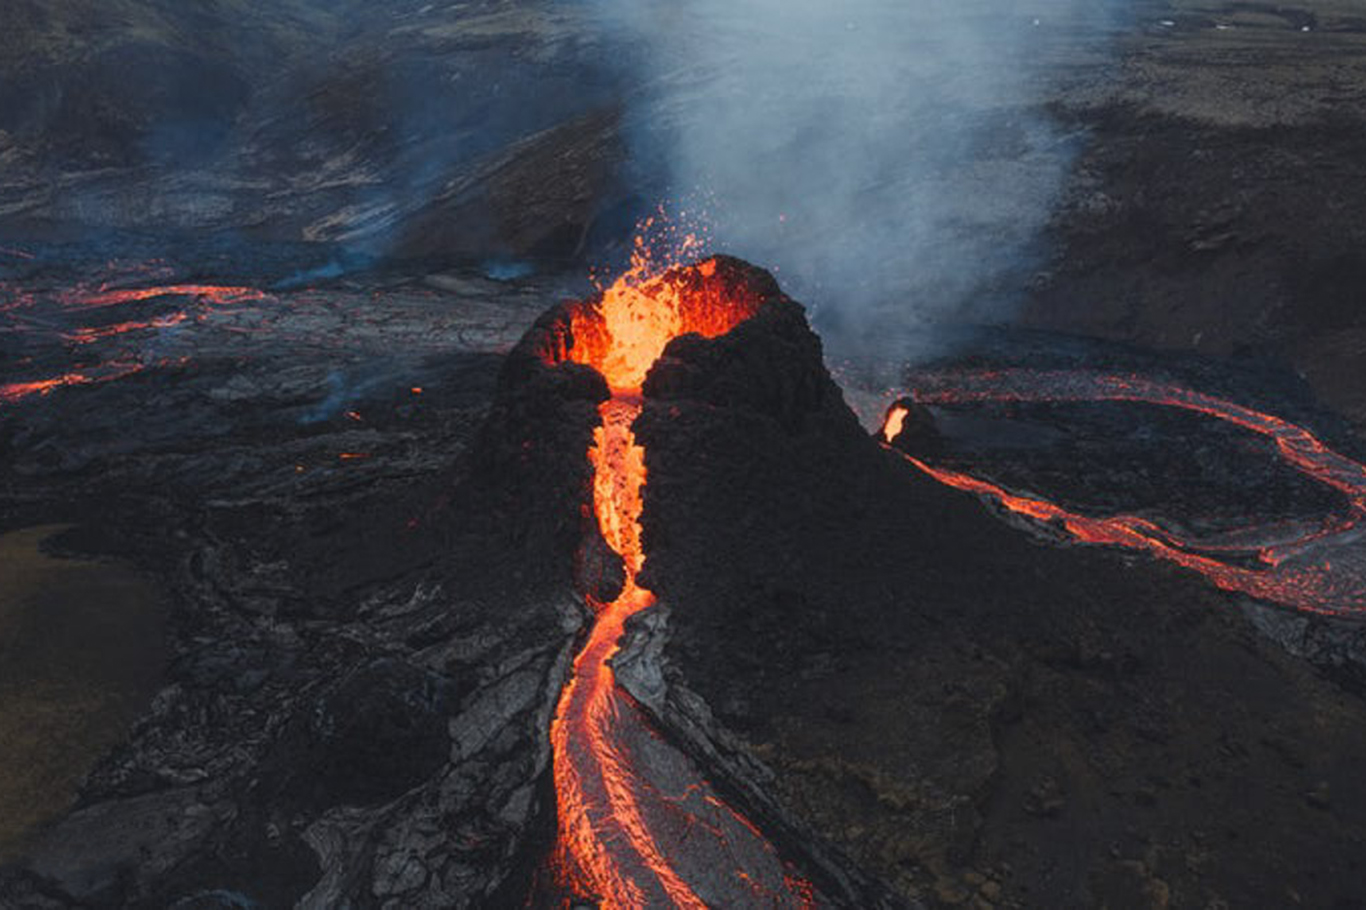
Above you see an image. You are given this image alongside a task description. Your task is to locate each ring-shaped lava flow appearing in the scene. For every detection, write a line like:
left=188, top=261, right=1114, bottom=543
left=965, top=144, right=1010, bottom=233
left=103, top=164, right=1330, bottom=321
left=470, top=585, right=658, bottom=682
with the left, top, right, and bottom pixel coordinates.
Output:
left=881, top=368, right=1366, bottom=618
left=546, top=254, right=814, bottom=907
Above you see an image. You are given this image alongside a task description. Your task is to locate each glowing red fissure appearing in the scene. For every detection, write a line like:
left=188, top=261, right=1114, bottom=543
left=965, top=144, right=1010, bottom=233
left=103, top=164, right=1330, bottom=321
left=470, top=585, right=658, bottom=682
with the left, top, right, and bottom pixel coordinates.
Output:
left=1, top=278, right=270, bottom=355
left=0, top=362, right=145, bottom=404
left=63, top=312, right=192, bottom=345
left=881, top=369, right=1366, bottom=617
left=66, top=284, right=266, bottom=309
left=548, top=256, right=813, bottom=907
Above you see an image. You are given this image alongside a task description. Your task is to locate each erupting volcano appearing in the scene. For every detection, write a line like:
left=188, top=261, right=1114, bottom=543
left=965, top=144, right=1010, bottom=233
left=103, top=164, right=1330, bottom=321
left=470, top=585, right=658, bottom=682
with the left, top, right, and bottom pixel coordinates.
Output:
left=882, top=368, right=1366, bottom=618
left=540, top=253, right=815, bottom=907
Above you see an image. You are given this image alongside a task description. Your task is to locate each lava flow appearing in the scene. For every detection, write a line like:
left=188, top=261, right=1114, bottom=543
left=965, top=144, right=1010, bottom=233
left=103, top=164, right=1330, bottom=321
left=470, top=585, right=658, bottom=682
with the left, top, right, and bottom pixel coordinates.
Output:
left=0, top=362, right=145, bottom=405
left=64, top=283, right=266, bottom=309
left=547, top=252, right=813, bottom=907
left=881, top=368, right=1366, bottom=618
left=0, top=277, right=274, bottom=405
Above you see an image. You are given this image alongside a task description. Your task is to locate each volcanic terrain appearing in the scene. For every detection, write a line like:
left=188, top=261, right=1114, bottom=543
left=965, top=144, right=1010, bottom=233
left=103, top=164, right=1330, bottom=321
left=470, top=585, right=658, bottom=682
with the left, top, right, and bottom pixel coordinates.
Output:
left=3, top=1, right=1366, bottom=909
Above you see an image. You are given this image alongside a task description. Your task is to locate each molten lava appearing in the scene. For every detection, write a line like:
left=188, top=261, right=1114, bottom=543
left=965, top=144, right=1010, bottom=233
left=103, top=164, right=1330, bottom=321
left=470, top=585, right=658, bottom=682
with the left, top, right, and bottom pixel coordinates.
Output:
left=0, top=276, right=274, bottom=404
left=67, top=284, right=266, bottom=309
left=548, top=254, right=814, bottom=907
left=880, top=405, right=906, bottom=444
left=882, top=369, right=1366, bottom=618
left=0, top=363, right=145, bottom=405
left=567, top=253, right=761, bottom=393
left=64, top=312, right=191, bottom=345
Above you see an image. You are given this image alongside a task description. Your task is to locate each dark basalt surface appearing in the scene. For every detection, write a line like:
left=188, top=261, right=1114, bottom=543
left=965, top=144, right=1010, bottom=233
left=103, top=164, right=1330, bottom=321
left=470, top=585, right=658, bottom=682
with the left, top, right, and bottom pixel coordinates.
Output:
left=0, top=2, right=627, bottom=263
left=1026, top=0, right=1366, bottom=435
left=635, top=264, right=1366, bottom=908
left=4, top=240, right=1366, bottom=908
left=0, top=263, right=607, bottom=907
left=3, top=3, right=1366, bottom=904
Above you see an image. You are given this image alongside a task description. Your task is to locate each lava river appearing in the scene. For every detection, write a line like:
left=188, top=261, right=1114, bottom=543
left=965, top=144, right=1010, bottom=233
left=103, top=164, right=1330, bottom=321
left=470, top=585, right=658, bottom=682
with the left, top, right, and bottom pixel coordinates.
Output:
left=881, top=368, right=1366, bottom=618
left=547, top=255, right=816, bottom=907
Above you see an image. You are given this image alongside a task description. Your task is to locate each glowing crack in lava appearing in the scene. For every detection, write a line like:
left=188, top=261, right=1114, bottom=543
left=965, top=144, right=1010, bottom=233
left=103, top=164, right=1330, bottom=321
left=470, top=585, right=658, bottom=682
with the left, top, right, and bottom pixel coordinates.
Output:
left=64, top=284, right=266, bottom=310
left=546, top=253, right=815, bottom=907
left=0, top=278, right=272, bottom=404
left=0, top=363, right=145, bottom=405
left=881, top=368, right=1366, bottom=618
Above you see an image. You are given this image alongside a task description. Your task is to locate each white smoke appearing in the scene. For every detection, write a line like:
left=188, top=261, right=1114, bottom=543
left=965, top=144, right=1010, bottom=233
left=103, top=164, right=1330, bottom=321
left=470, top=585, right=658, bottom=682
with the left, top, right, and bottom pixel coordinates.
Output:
left=592, top=0, right=1124, bottom=357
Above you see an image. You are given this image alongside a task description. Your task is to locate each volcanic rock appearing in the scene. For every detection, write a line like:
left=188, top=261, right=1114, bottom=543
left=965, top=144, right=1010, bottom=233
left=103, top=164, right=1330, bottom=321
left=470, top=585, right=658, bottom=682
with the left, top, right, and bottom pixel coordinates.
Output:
left=632, top=260, right=1366, bottom=908
left=0, top=268, right=609, bottom=907
left=1025, top=0, right=1366, bottom=432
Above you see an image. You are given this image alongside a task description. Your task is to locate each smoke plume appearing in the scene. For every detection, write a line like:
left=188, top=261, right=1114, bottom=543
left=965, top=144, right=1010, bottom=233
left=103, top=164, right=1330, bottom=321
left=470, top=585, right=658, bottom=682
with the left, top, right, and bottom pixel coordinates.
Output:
left=592, top=0, right=1124, bottom=358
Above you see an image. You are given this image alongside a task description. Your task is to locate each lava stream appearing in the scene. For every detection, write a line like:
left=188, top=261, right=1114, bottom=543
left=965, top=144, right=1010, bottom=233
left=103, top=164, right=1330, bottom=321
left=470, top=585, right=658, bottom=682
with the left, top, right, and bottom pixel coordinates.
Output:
left=881, top=368, right=1366, bottom=617
left=0, top=363, right=145, bottom=405
left=65, top=284, right=266, bottom=309
left=551, top=396, right=702, bottom=908
left=548, top=254, right=814, bottom=907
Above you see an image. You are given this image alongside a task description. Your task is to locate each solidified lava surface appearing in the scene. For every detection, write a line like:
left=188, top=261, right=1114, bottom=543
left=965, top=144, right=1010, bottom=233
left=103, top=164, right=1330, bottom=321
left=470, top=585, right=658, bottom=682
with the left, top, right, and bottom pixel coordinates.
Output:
left=632, top=283, right=1366, bottom=908
left=0, top=256, right=606, bottom=908
left=4, top=249, right=1366, bottom=910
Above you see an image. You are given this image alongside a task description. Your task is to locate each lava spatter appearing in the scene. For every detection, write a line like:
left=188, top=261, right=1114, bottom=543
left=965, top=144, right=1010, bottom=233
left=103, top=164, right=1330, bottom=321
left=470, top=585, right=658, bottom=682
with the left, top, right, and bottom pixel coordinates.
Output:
left=881, top=368, right=1366, bottom=618
left=546, top=251, right=816, bottom=907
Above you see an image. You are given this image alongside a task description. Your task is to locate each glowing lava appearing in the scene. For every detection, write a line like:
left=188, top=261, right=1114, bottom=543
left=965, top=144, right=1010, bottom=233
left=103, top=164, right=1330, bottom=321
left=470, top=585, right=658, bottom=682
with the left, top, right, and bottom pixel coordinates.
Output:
left=567, top=249, right=759, bottom=393
left=882, top=369, right=1366, bottom=618
left=0, top=363, right=145, bottom=405
left=64, top=312, right=191, bottom=345
left=548, top=252, right=813, bottom=907
left=66, top=284, right=266, bottom=309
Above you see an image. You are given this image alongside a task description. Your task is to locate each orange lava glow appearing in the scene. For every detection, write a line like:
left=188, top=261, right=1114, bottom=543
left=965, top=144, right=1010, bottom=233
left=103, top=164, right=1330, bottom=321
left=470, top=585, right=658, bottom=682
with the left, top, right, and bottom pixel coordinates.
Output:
left=64, top=312, right=190, bottom=344
left=880, top=405, right=906, bottom=443
left=69, top=284, right=266, bottom=309
left=566, top=248, right=764, bottom=393
left=0, top=362, right=144, bottom=404
left=549, top=254, right=813, bottom=906
left=881, top=369, right=1366, bottom=617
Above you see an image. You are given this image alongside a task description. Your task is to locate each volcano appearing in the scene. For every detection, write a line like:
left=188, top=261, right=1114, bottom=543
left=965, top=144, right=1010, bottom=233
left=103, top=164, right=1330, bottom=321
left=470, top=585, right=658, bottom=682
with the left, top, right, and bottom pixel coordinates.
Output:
left=474, top=255, right=1366, bottom=907
left=478, top=254, right=891, bottom=907
left=6, top=2, right=1366, bottom=906
left=2, top=252, right=1366, bottom=909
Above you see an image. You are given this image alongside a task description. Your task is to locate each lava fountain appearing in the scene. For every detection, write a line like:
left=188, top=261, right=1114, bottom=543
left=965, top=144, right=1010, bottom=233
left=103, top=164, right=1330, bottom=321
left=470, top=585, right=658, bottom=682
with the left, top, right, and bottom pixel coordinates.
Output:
left=881, top=368, right=1366, bottom=618
left=540, top=251, right=815, bottom=906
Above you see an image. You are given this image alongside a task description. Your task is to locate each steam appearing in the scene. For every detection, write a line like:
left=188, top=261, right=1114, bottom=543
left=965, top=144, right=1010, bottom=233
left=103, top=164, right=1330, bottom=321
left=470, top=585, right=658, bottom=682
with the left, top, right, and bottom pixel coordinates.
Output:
left=592, top=0, right=1124, bottom=358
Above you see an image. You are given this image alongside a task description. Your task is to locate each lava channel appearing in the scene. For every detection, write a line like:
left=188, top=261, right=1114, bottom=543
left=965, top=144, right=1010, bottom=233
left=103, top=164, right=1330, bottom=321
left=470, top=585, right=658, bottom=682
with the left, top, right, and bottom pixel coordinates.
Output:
left=881, top=368, right=1366, bottom=618
left=546, top=252, right=817, bottom=907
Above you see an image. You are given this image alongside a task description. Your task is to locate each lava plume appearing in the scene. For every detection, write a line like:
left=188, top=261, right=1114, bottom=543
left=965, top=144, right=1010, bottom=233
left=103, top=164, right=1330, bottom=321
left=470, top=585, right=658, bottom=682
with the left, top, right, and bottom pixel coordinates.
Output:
left=882, top=368, right=1366, bottom=618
